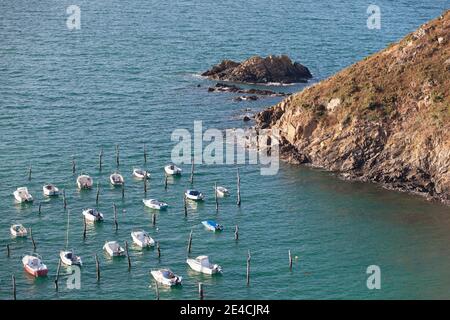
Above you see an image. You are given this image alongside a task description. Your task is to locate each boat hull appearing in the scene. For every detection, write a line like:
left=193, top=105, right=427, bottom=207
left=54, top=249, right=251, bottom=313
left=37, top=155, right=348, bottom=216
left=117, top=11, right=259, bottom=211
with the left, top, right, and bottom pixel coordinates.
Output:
left=186, top=259, right=220, bottom=275
left=164, top=166, right=182, bottom=175
left=60, top=251, right=83, bottom=266
left=151, top=271, right=182, bottom=286
left=14, top=191, right=33, bottom=203
left=24, top=265, right=48, bottom=277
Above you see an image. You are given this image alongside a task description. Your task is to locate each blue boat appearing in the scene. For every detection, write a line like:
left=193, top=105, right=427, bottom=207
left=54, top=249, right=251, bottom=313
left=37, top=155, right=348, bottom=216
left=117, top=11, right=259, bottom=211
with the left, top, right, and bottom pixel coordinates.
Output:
left=202, top=220, right=224, bottom=232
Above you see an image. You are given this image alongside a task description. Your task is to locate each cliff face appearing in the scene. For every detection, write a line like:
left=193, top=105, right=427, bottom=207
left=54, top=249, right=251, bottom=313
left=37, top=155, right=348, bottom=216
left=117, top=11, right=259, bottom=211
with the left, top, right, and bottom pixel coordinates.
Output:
left=256, top=11, right=450, bottom=204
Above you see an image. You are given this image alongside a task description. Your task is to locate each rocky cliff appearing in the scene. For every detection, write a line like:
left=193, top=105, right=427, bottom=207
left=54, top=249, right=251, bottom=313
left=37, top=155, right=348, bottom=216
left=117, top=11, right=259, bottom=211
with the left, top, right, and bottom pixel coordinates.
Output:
left=202, top=55, right=312, bottom=84
left=256, top=11, right=450, bottom=204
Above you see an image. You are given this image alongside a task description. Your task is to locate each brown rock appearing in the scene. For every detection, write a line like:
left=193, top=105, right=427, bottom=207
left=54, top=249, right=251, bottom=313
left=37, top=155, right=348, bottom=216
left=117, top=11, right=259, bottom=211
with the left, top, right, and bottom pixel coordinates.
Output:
left=202, top=55, right=312, bottom=84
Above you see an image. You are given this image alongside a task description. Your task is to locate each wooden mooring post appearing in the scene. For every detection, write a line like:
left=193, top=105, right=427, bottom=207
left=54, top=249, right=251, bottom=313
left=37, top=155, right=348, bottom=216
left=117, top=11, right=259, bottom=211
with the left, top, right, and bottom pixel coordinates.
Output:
left=83, top=216, right=87, bottom=240
left=7, top=244, right=11, bottom=257
left=289, top=250, right=293, bottom=270
left=164, top=174, right=168, bottom=191
left=152, top=213, right=156, bottom=227
left=12, top=275, right=16, bottom=300
left=54, top=258, right=62, bottom=291
left=99, top=148, right=103, bottom=172
left=125, top=241, right=131, bottom=271
left=156, top=241, right=161, bottom=258
left=190, top=157, right=194, bottom=185
left=234, top=225, right=239, bottom=241
left=121, top=182, right=125, bottom=199
left=28, top=165, right=32, bottom=181
left=246, top=250, right=251, bottom=286
left=113, top=203, right=118, bottom=231
left=143, top=144, right=147, bottom=164
left=96, top=182, right=100, bottom=206
left=144, top=172, right=148, bottom=195
left=214, top=182, right=219, bottom=212
left=198, top=283, right=204, bottom=300
left=72, top=158, right=76, bottom=174
left=38, top=202, right=42, bottom=215
left=183, top=194, right=187, bottom=217
left=63, top=189, right=67, bottom=210
left=154, top=280, right=160, bottom=300
left=95, top=254, right=100, bottom=282
left=187, top=230, right=193, bottom=254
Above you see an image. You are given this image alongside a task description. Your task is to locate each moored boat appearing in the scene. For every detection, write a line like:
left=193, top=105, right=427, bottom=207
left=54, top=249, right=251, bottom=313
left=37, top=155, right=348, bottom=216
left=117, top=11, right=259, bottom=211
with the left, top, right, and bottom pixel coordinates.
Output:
left=164, top=164, right=182, bottom=175
left=77, top=175, right=93, bottom=189
left=215, top=186, right=230, bottom=197
left=110, top=172, right=124, bottom=186
left=82, top=208, right=104, bottom=222
left=185, top=189, right=204, bottom=201
left=60, top=250, right=83, bottom=266
left=43, top=184, right=59, bottom=196
left=202, top=220, right=223, bottom=232
left=13, top=187, right=33, bottom=203
left=131, top=230, right=155, bottom=248
left=10, top=224, right=27, bottom=237
left=143, top=199, right=168, bottom=210
left=103, top=241, right=125, bottom=257
left=22, top=254, right=48, bottom=277
left=186, top=255, right=222, bottom=275
left=133, top=168, right=151, bottom=180
left=151, top=268, right=182, bottom=286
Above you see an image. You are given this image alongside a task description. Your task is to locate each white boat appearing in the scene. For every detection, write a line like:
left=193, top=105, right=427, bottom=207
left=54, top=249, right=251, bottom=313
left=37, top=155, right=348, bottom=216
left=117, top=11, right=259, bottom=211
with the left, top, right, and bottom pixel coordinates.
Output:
left=43, top=184, right=59, bottom=196
left=133, top=168, right=151, bottom=180
left=22, top=254, right=48, bottom=277
left=186, top=255, right=222, bottom=275
left=10, top=224, right=27, bottom=237
left=143, top=199, right=168, bottom=210
left=151, top=269, right=182, bottom=286
left=82, top=208, right=104, bottom=222
left=103, top=241, right=125, bottom=257
left=60, top=250, right=83, bottom=266
left=110, top=172, right=124, bottom=186
left=13, top=187, right=33, bottom=203
left=185, top=189, right=204, bottom=201
left=164, top=164, right=182, bottom=175
left=131, top=230, right=155, bottom=248
left=77, top=175, right=93, bottom=189
left=215, top=186, right=229, bottom=197
left=202, top=220, right=224, bottom=232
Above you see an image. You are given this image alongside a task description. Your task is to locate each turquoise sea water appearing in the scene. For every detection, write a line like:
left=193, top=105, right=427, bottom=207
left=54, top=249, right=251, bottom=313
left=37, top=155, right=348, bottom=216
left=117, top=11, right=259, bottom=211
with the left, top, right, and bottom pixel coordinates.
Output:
left=1, top=0, right=449, bottom=300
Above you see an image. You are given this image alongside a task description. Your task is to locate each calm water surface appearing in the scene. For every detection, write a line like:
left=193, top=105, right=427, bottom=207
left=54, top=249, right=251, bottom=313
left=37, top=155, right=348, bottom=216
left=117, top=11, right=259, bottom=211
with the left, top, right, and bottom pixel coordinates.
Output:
left=0, top=0, right=449, bottom=299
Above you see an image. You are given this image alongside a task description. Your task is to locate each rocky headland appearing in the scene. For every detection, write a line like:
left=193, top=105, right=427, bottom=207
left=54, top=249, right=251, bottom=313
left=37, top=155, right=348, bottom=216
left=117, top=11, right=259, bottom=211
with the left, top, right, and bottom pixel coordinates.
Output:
left=256, top=11, right=450, bottom=204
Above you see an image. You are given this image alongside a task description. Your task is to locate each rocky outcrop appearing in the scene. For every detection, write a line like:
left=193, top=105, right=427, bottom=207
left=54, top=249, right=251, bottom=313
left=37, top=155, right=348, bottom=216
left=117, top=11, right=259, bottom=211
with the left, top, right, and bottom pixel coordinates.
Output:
left=208, top=83, right=290, bottom=97
left=202, top=55, right=312, bottom=84
left=256, top=11, right=450, bottom=205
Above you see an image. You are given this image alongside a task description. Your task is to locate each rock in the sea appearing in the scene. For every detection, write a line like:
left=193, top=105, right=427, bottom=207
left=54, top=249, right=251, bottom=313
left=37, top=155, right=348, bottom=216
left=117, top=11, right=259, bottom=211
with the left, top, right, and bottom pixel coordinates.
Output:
left=243, top=115, right=251, bottom=122
left=208, top=83, right=289, bottom=97
left=202, top=55, right=312, bottom=84
left=234, top=95, right=259, bottom=102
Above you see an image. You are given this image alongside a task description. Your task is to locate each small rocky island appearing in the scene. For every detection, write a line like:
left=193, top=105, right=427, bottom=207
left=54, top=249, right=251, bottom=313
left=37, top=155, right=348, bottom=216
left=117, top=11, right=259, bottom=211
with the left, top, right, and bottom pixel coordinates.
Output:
left=202, top=55, right=312, bottom=84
